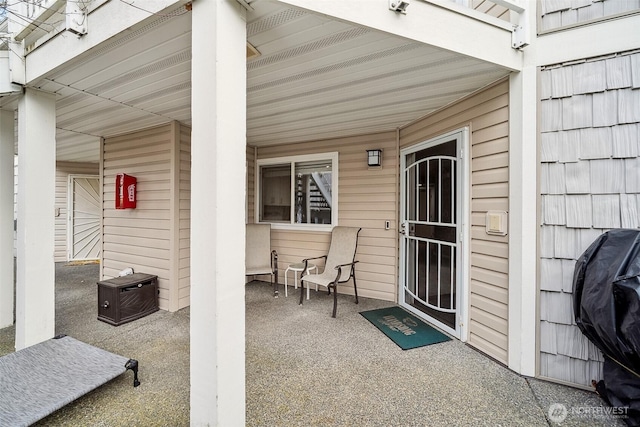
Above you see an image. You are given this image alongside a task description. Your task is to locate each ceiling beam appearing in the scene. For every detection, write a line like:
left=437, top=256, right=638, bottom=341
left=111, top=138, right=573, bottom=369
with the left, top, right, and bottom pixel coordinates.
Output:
left=275, top=0, right=523, bottom=71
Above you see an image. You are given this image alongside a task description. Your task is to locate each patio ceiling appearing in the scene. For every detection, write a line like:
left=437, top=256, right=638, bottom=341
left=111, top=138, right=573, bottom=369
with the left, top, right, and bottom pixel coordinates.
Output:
left=3, top=0, right=511, bottom=163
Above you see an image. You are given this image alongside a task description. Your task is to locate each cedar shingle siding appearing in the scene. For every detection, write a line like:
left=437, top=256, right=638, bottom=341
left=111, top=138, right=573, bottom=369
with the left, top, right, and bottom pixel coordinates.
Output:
left=539, top=50, right=640, bottom=386
left=540, top=0, right=640, bottom=32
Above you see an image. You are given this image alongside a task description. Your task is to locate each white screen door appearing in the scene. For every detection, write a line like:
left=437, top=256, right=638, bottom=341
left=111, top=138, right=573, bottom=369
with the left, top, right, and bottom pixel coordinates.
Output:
left=68, top=175, right=101, bottom=261
left=400, top=130, right=465, bottom=338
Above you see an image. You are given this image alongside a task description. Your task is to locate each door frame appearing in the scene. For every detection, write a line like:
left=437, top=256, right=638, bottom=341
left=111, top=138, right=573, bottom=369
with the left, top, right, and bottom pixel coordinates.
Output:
left=67, top=174, right=101, bottom=261
left=399, top=127, right=470, bottom=341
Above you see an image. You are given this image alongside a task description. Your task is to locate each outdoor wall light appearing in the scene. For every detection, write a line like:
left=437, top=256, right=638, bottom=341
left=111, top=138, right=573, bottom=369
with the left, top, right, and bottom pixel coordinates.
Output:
left=367, top=149, right=383, bottom=167
left=389, top=0, right=410, bottom=14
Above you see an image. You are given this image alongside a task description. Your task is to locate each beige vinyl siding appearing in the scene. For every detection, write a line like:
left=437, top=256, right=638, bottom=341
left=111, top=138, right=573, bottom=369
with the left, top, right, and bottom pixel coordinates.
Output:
left=178, top=124, right=191, bottom=310
left=54, top=161, right=99, bottom=262
left=102, top=122, right=189, bottom=312
left=400, top=78, right=510, bottom=364
left=247, top=146, right=256, bottom=224
left=256, top=131, right=399, bottom=302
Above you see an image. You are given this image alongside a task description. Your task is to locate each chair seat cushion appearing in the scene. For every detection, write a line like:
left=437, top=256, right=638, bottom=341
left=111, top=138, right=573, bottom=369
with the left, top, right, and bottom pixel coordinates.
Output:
left=246, top=266, right=273, bottom=276
left=301, top=272, right=336, bottom=287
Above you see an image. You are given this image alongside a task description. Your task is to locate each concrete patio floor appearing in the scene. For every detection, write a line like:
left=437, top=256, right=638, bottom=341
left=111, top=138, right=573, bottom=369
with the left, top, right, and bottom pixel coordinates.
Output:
left=0, top=262, right=627, bottom=426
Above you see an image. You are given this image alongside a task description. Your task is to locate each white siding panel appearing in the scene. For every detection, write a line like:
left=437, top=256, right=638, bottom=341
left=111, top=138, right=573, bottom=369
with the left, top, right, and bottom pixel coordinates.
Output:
left=556, top=324, right=590, bottom=360
left=550, top=66, right=573, bottom=98
left=541, top=99, right=563, bottom=132
left=543, top=194, right=566, bottom=225
left=591, top=194, right=621, bottom=228
left=540, top=69, right=552, bottom=100
left=619, top=89, right=640, bottom=124
left=592, top=91, right=617, bottom=127
left=561, top=259, right=576, bottom=293
left=606, top=56, right=632, bottom=90
left=540, top=291, right=574, bottom=325
left=554, top=226, right=581, bottom=259
left=612, top=124, right=639, bottom=158
left=626, top=157, right=640, bottom=192
left=570, top=0, right=591, bottom=9
left=589, top=159, right=625, bottom=193
left=631, top=53, right=640, bottom=89
left=540, top=321, right=557, bottom=354
left=540, top=258, right=563, bottom=292
left=547, top=163, right=566, bottom=194
left=565, top=161, right=590, bottom=194
left=604, top=0, right=640, bottom=15
left=579, top=127, right=611, bottom=160
left=561, top=8, right=578, bottom=26
left=540, top=225, right=555, bottom=258
left=620, top=194, right=639, bottom=228
left=540, top=163, right=549, bottom=194
left=572, top=61, right=606, bottom=95
left=541, top=12, right=562, bottom=31
left=541, top=133, right=560, bottom=162
left=559, top=130, right=580, bottom=163
left=579, top=228, right=603, bottom=255
left=565, top=195, right=592, bottom=228
left=562, top=95, right=592, bottom=130
left=542, top=0, right=572, bottom=14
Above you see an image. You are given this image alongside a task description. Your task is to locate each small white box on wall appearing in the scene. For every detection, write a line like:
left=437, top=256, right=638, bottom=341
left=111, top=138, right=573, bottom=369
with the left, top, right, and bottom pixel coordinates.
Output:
left=486, top=211, right=508, bottom=236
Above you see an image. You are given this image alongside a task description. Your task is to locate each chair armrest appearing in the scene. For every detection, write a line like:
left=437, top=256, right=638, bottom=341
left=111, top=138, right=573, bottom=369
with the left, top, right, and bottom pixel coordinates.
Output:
left=331, top=260, right=359, bottom=284
left=301, top=255, right=327, bottom=280
left=271, top=250, right=278, bottom=283
left=302, top=255, right=327, bottom=263
left=333, top=260, right=359, bottom=270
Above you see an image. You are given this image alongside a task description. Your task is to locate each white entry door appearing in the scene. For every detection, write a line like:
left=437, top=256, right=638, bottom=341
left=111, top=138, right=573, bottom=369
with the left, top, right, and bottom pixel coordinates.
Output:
left=68, top=175, right=101, bottom=261
left=400, top=130, right=466, bottom=338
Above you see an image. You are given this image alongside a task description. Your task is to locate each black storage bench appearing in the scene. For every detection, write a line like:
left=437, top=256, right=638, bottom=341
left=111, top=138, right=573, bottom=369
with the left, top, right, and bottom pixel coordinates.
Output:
left=97, top=273, right=159, bottom=326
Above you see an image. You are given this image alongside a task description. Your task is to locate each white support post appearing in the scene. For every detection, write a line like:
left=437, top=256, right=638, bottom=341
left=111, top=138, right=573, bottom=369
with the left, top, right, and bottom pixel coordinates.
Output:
left=190, top=1, right=247, bottom=425
left=508, top=64, right=538, bottom=377
left=15, top=89, right=56, bottom=350
left=0, top=109, right=14, bottom=329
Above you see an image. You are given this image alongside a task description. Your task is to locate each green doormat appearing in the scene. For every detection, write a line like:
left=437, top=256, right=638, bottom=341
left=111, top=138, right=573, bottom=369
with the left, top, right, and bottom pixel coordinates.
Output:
left=360, top=306, right=451, bottom=350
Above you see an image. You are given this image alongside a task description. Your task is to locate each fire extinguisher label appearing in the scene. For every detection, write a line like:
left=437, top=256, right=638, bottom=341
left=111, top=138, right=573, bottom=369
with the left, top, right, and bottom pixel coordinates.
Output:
left=127, top=184, right=135, bottom=202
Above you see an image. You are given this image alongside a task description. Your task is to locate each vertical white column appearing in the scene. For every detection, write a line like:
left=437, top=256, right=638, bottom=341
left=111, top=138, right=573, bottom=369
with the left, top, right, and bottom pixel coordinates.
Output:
left=508, top=63, right=538, bottom=377
left=0, top=110, right=14, bottom=329
left=15, top=89, right=56, bottom=350
left=190, top=1, right=247, bottom=425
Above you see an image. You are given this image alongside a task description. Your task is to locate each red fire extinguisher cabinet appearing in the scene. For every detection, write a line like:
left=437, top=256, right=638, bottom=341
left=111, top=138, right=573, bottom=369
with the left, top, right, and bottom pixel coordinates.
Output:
left=116, top=173, right=136, bottom=209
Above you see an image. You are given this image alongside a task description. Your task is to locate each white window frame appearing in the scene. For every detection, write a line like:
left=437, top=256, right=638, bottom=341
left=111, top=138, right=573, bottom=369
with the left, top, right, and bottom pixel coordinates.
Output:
left=256, top=152, right=339, bottom=232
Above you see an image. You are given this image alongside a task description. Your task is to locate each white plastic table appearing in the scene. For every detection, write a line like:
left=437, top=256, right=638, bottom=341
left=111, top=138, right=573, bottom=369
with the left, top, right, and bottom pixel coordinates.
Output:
left=284, top=262, right=317, bottom=299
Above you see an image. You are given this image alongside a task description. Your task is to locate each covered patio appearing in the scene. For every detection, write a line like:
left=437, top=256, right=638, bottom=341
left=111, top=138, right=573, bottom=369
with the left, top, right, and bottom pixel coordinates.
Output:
left=0, top=262, right=623, bottom=426
left=1, top=1, right=534, bottom=421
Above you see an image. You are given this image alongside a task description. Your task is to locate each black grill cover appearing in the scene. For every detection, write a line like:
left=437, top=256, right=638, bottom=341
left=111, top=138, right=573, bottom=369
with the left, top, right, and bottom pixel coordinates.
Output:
left=573, top=229, right=640, bottom=426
